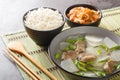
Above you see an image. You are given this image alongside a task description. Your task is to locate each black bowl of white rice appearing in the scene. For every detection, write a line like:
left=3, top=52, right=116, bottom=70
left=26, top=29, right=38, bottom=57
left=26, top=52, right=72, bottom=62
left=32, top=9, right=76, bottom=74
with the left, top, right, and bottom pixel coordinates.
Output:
left=23, top=7, right=65, bottom=46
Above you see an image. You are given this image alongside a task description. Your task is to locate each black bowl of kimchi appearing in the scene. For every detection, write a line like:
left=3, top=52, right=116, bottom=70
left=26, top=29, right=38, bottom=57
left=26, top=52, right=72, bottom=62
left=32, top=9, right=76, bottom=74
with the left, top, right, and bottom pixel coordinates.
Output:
left=65, top=4, right=102, bottom=27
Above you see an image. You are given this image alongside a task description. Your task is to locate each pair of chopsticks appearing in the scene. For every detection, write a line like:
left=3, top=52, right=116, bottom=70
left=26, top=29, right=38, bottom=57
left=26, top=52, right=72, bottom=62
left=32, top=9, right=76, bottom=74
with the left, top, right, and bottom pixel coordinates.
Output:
left=6, top=41, right=57, bottom=80
left=3, top=49, right=42, bottom=80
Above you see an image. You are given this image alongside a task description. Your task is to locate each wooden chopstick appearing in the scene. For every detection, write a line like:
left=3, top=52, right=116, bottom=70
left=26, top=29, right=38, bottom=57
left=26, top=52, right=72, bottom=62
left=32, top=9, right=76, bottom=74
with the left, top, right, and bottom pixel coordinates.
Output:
left=22, top=50, right=58, bottom=80
left=3, top=49, right=42, bottom=80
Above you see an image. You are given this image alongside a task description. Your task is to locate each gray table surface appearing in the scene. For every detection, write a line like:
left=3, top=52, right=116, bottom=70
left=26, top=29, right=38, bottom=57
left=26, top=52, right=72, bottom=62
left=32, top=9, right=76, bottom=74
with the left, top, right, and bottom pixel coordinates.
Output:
left=0, top=0, right=120, bottom=80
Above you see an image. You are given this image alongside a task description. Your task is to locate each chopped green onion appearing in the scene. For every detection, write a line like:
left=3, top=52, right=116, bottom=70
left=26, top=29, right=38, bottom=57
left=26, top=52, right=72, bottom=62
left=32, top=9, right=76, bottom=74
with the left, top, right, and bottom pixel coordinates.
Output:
left=94, top=71, right=106, bottom=77
left=86, top=61, right=94, bottom=65
left=77, top=37, right=85, bottom=41
left=86, top=66, right=96, bottom=71
left=55, top=52, right=61, bottom=59
left=94, top=44, right=109, bottom=52
left=110, top=45, right=120, bottom=51
left=64, top=47, right=70, bottom=51
left=66, top=39, right=77, bottom=44
left=78, top=61, right=86, bottom=67
left=74, top=72, right=84, bottom=76
left=98, top=57, right=110, bottom=63
left=97, top=49, right=102, bottom=55
left=73, top=59, right=78, bottom=65
left=69, top=44, right=76, bottom=50
left=76, top=63, right=87, bottom=72
left=116, top=63, right=120, bottom=70
left=101, top=44, right=109, bottom=52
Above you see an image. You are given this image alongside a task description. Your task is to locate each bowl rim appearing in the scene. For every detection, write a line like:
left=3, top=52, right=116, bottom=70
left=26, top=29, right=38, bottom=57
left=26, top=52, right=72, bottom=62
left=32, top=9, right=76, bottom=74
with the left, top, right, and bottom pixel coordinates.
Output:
left=48, top=26, right=120, bottom=79
left=23, top=7, right=65, bottom=32
left=65, top=4, right=102, bottom=25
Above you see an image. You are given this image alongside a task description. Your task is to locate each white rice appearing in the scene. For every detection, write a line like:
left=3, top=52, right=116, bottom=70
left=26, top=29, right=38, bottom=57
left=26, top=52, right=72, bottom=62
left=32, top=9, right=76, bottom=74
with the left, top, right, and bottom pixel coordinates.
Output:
left=24, top=8, right=63, bottom=30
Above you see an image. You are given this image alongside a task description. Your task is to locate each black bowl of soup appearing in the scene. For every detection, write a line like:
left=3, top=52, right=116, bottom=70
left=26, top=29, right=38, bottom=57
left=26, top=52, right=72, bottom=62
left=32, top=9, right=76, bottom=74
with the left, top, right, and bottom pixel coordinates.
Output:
left=65, top=4, right=102, bottom=27
left=48, top=26, right=120, bottom=80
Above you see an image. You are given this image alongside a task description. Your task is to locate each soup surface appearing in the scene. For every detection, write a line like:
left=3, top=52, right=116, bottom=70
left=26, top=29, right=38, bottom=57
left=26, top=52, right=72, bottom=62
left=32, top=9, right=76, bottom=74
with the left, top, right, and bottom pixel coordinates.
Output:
left=55, top=34, right=120, bottom=77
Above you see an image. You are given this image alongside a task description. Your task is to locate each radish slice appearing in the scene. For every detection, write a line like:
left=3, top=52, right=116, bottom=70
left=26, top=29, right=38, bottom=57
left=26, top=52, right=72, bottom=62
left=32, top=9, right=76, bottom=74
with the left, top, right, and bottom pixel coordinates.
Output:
left=110, top=50, right=120, bottom=61
left=59, top=42, right=69, bottom=50
left=103, top=37, right=118, bottom=48
left=61, top=58, right=79, bottom=72
left=85, top=35, right=103, bottom=47
left=86, top=47, right=97, bottom=55
left=92, top=55, right=109, bottom=70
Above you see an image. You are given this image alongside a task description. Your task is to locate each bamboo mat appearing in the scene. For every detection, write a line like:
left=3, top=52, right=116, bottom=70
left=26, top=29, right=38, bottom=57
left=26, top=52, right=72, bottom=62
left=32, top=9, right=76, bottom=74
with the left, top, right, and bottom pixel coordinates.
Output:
left=1, top=6, right=120, bottom=80
left=99, top=7, right=120, bottom=36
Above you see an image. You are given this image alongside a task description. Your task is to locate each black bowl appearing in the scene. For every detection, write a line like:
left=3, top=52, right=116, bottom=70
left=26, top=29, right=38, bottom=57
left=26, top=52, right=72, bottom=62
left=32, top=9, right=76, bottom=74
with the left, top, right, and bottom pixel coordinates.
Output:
left=65, top=4, right=102, bottom=27
left=48, top=26, right=120, bottom=80
left=23, top=7, right=65, bottom=46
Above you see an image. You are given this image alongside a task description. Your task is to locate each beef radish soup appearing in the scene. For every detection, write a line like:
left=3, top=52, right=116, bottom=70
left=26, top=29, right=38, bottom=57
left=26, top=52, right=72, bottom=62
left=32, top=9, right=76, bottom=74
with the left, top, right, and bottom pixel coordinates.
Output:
left=54, top=34, right=120, bottom=77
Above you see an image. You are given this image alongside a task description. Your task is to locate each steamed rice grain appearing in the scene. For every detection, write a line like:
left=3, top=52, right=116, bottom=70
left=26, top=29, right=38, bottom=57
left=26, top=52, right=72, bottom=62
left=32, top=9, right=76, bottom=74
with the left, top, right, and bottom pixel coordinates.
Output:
left=24, top=8, right=63, bottom=30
